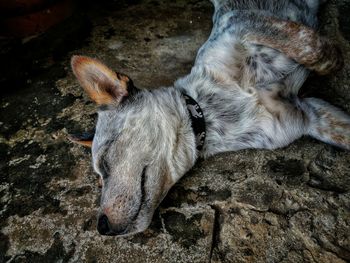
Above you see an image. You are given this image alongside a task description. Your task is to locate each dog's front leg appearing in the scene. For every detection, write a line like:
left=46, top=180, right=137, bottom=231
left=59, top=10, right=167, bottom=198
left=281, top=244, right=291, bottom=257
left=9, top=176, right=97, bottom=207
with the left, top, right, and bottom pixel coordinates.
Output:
left=240, top=13, right=343, bottom=75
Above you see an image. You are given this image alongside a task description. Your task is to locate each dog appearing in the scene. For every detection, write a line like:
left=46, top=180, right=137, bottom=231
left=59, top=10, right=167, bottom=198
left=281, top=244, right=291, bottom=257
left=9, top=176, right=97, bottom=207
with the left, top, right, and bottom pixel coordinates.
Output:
left=69, top=0, right=349, bottom=236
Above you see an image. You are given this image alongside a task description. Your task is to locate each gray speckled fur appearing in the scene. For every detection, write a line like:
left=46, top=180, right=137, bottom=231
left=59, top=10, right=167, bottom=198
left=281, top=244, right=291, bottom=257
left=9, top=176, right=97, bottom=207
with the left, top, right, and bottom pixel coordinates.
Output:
left=74, top=0, right=350, bottom=236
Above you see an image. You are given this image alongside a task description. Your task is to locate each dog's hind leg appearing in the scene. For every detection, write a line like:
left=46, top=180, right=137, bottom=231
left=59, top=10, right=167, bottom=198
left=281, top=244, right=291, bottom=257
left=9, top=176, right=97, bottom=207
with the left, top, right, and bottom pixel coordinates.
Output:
left=256, top=83, right=308, bottom=149
left=260, top=91, right=350, bottom=150
left=300, top=98, right=350, bottom=150
left=257, top=86, right=350, bottom=150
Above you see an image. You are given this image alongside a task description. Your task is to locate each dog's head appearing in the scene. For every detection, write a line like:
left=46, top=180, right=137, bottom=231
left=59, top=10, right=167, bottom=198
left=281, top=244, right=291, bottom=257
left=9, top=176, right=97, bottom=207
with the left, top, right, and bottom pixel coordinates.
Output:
left=69, top=56, right=196, bottom=236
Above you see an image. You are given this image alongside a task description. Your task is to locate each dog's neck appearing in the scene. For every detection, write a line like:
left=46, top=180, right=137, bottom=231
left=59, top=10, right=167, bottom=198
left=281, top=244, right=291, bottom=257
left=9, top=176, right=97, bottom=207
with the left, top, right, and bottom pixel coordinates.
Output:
left=174, top=66, right=266, bottom=157
left=144, top=64, right=268, bottom=167
left=182, top=93, right=206, bottom=152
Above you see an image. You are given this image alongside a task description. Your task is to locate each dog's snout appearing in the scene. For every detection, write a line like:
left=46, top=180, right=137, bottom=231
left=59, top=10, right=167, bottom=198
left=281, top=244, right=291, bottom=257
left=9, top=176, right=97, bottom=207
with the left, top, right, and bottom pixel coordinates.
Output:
left=97, top=214, right=128, bottom=236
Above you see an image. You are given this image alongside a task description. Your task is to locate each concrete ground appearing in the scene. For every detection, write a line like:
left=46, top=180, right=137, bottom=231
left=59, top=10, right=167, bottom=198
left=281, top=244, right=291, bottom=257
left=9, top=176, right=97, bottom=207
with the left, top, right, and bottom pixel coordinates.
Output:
left=1, top=0, right=350, bottom=262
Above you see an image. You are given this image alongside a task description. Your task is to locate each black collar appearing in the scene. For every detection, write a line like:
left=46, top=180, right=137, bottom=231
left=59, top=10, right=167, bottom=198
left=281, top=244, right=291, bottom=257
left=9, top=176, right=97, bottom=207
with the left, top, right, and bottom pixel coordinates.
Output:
left=182, top=93, right=206, bottom=151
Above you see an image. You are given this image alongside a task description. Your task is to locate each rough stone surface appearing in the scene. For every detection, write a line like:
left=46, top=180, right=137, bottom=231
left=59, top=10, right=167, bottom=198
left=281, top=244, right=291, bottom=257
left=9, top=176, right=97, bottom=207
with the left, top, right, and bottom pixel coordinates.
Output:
left=1, top=0, right=350, bottom=262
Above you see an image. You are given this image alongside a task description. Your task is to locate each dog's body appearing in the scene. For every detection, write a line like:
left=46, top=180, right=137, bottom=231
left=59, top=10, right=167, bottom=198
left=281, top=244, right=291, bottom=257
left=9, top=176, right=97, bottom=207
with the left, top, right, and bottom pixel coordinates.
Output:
left=70, top=0, right=349, bottom=236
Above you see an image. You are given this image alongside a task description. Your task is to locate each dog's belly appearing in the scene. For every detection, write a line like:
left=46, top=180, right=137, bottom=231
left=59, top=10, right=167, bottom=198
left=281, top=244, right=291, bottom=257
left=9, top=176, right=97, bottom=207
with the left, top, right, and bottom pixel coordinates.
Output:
left=196, top=27, right=307, bottom=94
left=196, top=5, right=315, bottom=94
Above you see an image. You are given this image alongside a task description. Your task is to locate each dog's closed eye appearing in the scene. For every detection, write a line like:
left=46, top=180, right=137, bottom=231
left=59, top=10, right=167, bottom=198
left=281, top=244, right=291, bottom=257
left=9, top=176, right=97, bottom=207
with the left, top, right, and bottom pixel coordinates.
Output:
left=99, top=158, right=110, bottom=179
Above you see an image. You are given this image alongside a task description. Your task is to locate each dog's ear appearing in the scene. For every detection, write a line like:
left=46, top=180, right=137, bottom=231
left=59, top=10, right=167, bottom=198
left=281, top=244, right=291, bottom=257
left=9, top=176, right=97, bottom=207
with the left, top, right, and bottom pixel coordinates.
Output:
left=71, top=55, right=137, bottom=105
left=68, top=131, right=95, bottom=147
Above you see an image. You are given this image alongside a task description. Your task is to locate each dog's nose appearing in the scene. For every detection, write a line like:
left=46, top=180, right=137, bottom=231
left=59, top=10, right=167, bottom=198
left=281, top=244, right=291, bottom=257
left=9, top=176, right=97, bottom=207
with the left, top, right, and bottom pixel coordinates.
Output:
left=97, top=214, right=128, bottom=235
left=97, top=214, right=111, bottom=235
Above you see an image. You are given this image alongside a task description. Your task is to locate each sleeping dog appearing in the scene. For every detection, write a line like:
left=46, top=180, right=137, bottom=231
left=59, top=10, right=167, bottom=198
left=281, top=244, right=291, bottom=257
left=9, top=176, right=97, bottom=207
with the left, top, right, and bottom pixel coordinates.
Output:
left=69, top=0, right=348, bottom=236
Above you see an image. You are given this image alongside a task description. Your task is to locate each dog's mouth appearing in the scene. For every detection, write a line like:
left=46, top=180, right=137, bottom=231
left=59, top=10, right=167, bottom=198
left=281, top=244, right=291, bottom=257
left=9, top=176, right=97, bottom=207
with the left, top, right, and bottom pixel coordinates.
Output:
left=97, top=202, right=151, bottom=237
left=132, top=166, right=147, bottom=221
left=97, top=167, right=150, bottom=236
